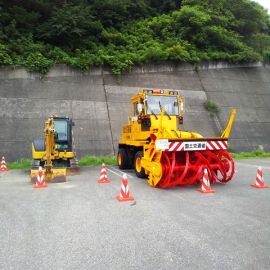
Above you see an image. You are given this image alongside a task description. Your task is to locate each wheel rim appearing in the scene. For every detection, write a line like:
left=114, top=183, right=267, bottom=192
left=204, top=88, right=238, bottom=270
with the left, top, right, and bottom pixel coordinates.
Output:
left=118, top=153, right=122, bottom=166
left=135, top=157, right=142, bottom=173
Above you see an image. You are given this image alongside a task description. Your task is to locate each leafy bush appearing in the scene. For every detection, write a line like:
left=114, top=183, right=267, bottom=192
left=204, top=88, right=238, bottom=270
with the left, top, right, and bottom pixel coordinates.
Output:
left=0, top=44, right=13, bottom=65
left=21, top=52, right=54, bottom=74
left=0, top=0, right=269, bottom=74
left=166, top=43, right=191, bottom=61
left=203, top=100, right=220, bottom=113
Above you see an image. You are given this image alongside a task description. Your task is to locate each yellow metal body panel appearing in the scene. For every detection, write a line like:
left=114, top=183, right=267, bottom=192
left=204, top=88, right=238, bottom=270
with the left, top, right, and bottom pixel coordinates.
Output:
left=31, top=117, right=68, bottom=182
left=32, top=143, right=74, bottom=160
left=119, top=89, right=202, bottom=145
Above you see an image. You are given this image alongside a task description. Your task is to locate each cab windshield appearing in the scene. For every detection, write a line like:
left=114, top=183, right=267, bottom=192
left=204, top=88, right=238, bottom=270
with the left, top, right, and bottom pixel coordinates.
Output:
left=54, top=120, right=68, bottom=141
left=146, top=95, right=179, bottom=115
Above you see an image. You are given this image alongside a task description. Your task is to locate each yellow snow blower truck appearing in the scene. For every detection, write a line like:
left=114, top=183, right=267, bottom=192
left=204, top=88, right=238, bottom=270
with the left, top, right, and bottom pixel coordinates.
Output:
left=30, top=116, right=79, bottom=183
left=117, top=89, right=236, bottom=188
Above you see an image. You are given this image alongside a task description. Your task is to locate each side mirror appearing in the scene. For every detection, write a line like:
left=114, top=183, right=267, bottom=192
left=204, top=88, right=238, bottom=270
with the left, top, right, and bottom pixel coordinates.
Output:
left=179, top=98, right=185, bottom=115
left=137, top=103, right=143, bottom=113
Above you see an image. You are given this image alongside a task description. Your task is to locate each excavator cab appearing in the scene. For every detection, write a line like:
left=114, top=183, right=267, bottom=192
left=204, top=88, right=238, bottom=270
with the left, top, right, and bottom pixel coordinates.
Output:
left=54, top=118, right=73, bottom=151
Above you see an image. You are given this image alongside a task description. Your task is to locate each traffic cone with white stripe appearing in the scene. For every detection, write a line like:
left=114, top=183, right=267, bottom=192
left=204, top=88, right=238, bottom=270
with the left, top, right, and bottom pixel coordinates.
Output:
left=197, top=168, right=215, bottom=193
left=116, top=173, right=134, bottom=202
left=33, top=167, right=47, bottom=188
left=0, top=156, right=8, bottom=172
left=98, top=163, right=110, bottom=183
left=250, top=167, right=269, bottom=189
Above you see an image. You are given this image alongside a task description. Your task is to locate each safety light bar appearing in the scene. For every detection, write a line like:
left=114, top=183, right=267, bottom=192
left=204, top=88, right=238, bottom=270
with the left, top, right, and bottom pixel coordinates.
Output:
left=143, top=89, right=179, bottom=95
left=143, top=89, right=153, bottom=93
left=143, top=89, right=164, bottom=94
left=169, top=91, right=179, bottom=95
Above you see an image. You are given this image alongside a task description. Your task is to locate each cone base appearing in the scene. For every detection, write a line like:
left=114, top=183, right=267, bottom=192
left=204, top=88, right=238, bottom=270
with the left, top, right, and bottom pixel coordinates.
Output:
left=116, top=195, right=134, bottom=202
left=196, top=188, right=215, bottom=193
left=98, top=179, right=110, bottom=184
left=250, top=184, right=269, bottom=189
left=33, top=183, right=47, bottom=188
left=0, top=168, right=7, bottom=172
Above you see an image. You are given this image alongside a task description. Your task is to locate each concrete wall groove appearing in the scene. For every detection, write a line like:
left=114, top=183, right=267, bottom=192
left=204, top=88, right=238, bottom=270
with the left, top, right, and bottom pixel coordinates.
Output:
left=101, top=69, right=115, bottom=156
left=196, top=69, right=223, bottom=135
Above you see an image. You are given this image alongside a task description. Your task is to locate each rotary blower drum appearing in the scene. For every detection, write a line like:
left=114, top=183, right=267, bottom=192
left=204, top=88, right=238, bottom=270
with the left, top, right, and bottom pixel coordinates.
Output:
left=117, top=89, right=236, bottom=188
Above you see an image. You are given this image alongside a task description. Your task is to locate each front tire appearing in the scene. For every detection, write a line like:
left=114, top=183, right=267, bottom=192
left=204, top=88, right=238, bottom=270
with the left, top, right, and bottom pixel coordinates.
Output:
left=117, top=148, right=128, bottom=169
left=134, top=151, right=147, bottom=178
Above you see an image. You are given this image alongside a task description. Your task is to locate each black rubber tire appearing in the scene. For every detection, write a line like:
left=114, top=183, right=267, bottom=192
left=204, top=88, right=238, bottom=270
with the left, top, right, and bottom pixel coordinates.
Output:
left=126, top=149, right=134, bottom=169
left=134, top=151, right=147, bottom=178
left=117, top=148, right=128, bottom=170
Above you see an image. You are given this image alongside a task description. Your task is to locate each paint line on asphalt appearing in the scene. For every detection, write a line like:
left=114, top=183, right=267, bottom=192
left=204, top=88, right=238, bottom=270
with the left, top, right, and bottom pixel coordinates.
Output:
left=107, top=166, right=134, bottom=179
left=236, top=162, right=270, bottom=170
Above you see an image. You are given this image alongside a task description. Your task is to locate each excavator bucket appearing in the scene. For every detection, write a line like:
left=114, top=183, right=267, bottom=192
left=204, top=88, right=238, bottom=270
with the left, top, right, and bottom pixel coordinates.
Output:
left=30, top=168, right=67, bottom=183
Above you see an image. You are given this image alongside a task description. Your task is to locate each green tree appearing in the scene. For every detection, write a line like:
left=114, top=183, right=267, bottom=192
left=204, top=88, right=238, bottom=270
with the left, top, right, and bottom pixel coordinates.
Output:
left=37, top=4, right=103, bottom=50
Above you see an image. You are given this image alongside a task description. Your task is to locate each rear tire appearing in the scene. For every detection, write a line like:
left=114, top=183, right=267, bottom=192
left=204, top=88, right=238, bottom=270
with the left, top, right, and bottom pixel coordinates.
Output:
left=126, top=149, right=134, bottom=169
left=117, top=148, right=128, bottom=170
left=134, top=151, right=147, bottom=178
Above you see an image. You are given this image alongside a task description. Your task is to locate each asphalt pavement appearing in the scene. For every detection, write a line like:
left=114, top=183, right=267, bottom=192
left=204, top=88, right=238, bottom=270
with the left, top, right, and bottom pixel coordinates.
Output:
left=0, top=159, right=270, bottom=270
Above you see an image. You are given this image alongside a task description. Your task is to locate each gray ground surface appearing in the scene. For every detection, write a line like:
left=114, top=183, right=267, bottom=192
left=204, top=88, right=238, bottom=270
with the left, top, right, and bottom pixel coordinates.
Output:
left=0, top=159, right=270, bottom=270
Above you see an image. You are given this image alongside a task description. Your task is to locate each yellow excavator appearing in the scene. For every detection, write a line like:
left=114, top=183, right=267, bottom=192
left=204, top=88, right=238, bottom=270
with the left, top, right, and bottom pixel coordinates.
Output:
left=118, top=88, right=236, bottom=188
left=30, top=116, right=79, bottom=183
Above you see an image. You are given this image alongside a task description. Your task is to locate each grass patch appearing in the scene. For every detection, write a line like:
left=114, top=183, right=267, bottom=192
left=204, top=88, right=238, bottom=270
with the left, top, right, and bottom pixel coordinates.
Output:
left=7, top=159, right=31, bottom=170
left=7, top=155, right=116, bottom=170
left=78, top=155, right=116, bottom=166
left=230, top=149, right=270, bottom=159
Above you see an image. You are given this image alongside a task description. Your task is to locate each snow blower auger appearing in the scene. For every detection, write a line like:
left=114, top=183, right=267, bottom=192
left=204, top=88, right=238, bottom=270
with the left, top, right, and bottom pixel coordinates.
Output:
left=117, top=89, right=236, bottom=188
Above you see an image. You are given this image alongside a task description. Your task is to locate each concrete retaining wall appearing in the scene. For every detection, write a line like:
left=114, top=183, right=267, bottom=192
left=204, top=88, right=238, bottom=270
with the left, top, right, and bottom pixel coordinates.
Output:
left=0, top=62, right=270, bottom=161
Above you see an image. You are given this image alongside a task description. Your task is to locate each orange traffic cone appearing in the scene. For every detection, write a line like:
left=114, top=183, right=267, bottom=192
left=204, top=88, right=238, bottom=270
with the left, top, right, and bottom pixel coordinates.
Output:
left=98, top=163, right=110, bottom=183
left=116, top=173, right=134, bottom=202
left=250, top=167, right=269, bottom=189
left=0, top=156, right=8, bottom=172
left=33, top=167, right=47, bottom=188
left=197, top=169, right=215, bottom=193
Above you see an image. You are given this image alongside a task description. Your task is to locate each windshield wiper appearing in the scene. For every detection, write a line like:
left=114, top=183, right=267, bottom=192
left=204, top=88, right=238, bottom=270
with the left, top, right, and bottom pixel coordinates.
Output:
left=164, top=109, right=171, bottom=120
left=151, top=110, right=158, bottom=119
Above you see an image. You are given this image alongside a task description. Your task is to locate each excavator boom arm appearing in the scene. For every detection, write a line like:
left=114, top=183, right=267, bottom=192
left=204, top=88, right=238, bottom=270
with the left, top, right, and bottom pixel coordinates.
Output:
left=44, top=118, right=55, bottom=170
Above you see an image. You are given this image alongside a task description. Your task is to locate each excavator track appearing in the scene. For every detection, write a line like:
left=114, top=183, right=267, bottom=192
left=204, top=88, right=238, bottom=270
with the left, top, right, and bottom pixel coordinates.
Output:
left=67, top=158, right=80, bottom=175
